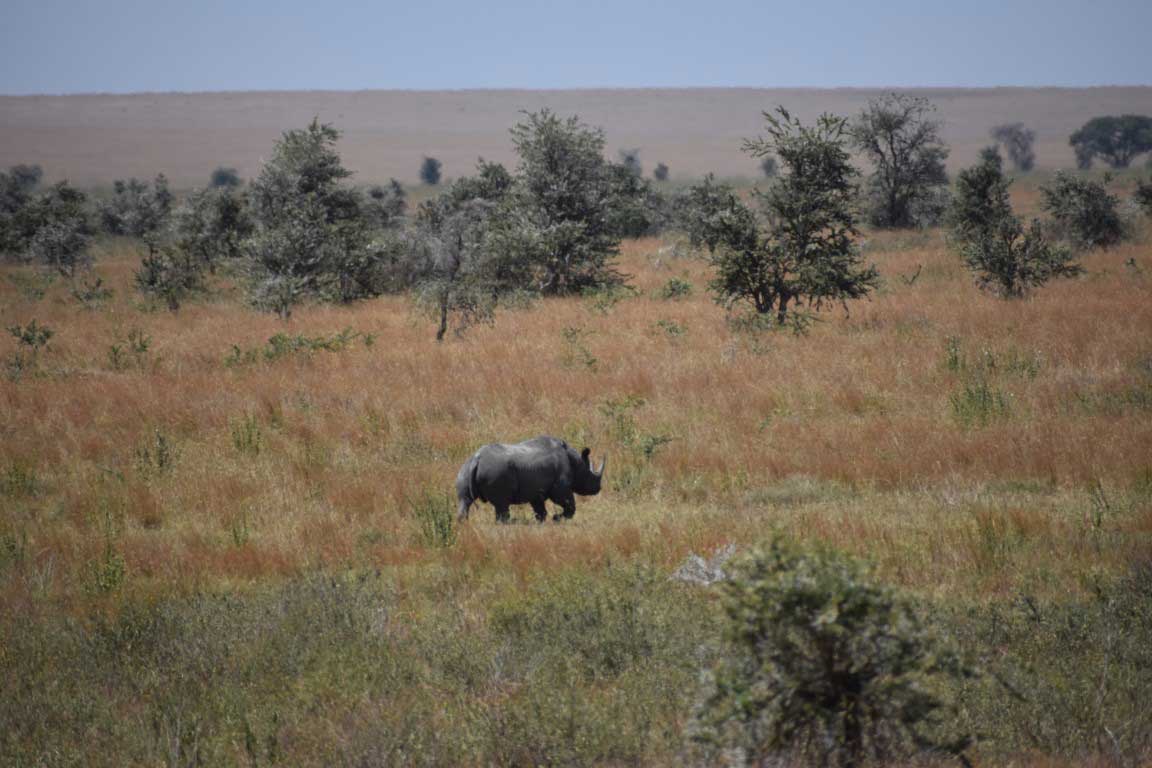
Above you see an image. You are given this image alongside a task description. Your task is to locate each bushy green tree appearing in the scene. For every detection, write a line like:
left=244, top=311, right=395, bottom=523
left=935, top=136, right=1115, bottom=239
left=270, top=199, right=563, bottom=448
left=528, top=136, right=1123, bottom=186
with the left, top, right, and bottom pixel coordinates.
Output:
left=708, top=109, right=879, bottom=324
left=21, top=182, right=94, bottom=277
left=990, top=123, right=1036, bottom=172
left=506, top=109, right=624, bottom=294
left=134, top=238, right=206, bottom=311
left=419, top=156, right=442, bottom=186
left=1040, top=171, right=1126, bottom=249
left=1069, top=115, right=1152, bottom=169
left=691, top=541, right=972, bottom=768
left=1135, top=176, right=1152, bottom=217
left=170, top=186, right=253, bottom=272
left=100, top=174, right=173, bottom=237
left=851, top=93, right=950, bottom=228
left=365, top=178, right=407, bottom=228
left=0, top=164, right=43, bottom=256
left=604, top=160, right=657, bottom=238
left=653, top=162, right=669, bottom=181
left=948, top=146, right=1013, bottom=240
left=245, top=120, right=378, bottom=316
left=961, top=216, right=1081, bottom=298
left=680, top=174, right=757, bottom=256
left=618, top=148, right=642, bottom=177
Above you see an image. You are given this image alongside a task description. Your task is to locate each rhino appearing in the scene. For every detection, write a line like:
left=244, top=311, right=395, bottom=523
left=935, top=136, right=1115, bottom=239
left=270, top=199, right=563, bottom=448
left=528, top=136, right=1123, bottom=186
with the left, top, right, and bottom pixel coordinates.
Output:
left=455, top=436, right=606, bottom=523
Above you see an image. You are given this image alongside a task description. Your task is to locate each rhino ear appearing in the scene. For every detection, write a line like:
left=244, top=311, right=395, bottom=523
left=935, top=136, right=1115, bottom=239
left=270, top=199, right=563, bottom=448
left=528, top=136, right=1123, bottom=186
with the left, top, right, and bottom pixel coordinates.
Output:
left=581, top=447, right=591, bottom=465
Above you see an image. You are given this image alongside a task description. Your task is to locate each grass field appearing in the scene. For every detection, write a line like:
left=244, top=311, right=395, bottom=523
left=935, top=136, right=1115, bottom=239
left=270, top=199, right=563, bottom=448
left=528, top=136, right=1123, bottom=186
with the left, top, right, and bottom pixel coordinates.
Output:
left=2, top=172, right=1152, bottom=764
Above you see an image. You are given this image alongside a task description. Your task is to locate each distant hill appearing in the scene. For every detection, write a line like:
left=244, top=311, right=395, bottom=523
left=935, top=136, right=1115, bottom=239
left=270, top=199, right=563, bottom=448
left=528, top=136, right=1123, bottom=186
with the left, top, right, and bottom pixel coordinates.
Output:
left=2, top=87, right=1151, bottom=187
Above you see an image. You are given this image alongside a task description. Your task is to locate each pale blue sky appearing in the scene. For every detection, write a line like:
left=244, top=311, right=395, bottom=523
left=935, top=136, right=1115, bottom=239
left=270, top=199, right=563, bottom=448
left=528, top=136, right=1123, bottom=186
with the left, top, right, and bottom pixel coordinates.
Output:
left=1, top=0, right=1149, bottom=94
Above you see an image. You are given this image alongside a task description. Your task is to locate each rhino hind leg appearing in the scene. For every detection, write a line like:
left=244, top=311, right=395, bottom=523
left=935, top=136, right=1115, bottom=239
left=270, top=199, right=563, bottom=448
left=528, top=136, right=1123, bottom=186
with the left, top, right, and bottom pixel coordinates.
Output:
left=494, top=504, right=511, bottom=524
left=530, top=499, right=548, bottom=523
left=552, top=494, right=576, bottom=522
left=457, top=496, right=472, bottom=522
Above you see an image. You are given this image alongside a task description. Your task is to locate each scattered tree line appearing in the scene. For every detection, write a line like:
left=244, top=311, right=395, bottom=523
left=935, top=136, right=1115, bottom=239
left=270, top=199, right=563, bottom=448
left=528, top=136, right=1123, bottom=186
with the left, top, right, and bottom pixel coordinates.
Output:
left=2, top=99, right=1149, bottom=336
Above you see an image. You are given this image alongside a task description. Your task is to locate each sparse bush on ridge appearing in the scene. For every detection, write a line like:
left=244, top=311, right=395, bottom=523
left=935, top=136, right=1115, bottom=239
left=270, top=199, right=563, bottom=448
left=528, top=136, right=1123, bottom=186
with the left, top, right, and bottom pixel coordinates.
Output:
left=419, top=155, right=442, bottom=185
left=990, top=123, right=1036, bottom=172
left=653, top=162, right=669, bottom=181
left=100, top=174, right=173, bottom=237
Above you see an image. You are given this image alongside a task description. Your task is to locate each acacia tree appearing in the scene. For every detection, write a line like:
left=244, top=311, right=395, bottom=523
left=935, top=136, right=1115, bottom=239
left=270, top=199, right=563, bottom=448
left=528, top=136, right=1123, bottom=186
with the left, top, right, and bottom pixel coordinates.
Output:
left=506, top=109, right=624, bottom=294
left=245, top=119, right=375, bottom=317
left=708, top=108, right=878, bottom=325
left=1070, top=115, right=1152, bottom=169
left=948, top=146, right=1013, bottom=240
left=851, top=93, right=950, bottom=228
left=990, top=123, right=1036, bottom=172
left=960, top=216, right=1081, bottom=298
left=680, top=174, right=757, bottom=256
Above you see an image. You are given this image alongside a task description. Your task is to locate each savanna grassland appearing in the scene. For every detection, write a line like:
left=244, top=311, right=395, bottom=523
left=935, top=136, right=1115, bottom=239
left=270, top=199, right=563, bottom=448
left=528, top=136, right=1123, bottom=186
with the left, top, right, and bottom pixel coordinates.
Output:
left=2, top=174, right=1152, bottom=765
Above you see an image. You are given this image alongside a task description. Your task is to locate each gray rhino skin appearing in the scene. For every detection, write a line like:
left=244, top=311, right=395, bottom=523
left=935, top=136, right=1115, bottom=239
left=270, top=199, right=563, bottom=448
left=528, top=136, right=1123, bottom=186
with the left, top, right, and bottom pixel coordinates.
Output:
left=456, top=436, right=606, bottom=523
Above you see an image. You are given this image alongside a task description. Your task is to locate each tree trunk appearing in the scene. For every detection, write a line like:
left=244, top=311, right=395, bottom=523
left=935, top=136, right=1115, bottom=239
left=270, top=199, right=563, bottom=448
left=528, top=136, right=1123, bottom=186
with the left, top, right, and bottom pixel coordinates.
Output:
left=435, top=294, right=449, bottom=342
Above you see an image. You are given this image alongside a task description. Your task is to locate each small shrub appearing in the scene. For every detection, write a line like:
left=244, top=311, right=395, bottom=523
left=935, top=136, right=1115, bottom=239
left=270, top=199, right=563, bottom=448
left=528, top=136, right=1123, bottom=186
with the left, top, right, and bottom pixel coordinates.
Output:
left=691, top=541, right=972, bottom=767
left=71, top=275, right=114, bottom=309
left=231, top=414, right=263, bottom=456
left=411, top=491, right=456, bottom=548
left=560, top=326, right=598, bottom=371
left=1134, top=176, right=1152, bottom=217
left=653, top=162, right=669, bottom=181
left=419, top=156, right=442, bottom=186
left=5, top=319, right=53, bottom=380
left=135, top=429, right=177, bottom=477
left=653, top=318, right=686, bottom=340
left=134, top=240, right=206, bottom=311
left=658, top=276, right=693, bottom=300
left=618, top=148, right=642, bottom=177
left=961, top=216, right=1081, bottom=298
left=950, top=379, right=1011, bottom=426
left=100, top=175, right=173, bottom=237
left=1040, top=171, right=1126, bottom=249
left=107, top=327, right=151, bottom=371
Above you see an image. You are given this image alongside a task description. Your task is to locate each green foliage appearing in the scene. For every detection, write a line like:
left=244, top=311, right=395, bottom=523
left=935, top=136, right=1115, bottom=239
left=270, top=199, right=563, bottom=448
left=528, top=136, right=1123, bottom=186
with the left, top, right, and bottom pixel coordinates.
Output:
left=760, top=156, right=778, bottom=178
left=960, top=216, right=1081, bottom=298
left=171, top=186, right=253, bottom=272
left=990, top=123, right=1036, bottom=172
left=950, top=378, right=1011, bottom=427
left=659, top=276, right=693, bottom=300
left=419, top=156, right=442, bottom=185
left=134, top=238, right=206, bottom=311
left=1069, top=114, right=1152, bottom=169
left=1135, top=176, right=1152, bottom=217
left=679, top=174, right=757, bottom=256
left=19, top=182, right=94, bottom=276
left=851, top=93, right=951, bottom=228
left=224, top=327, right=372, bottom=367
left=0, top=163, right=43, bottom=256
left=100, top=174, right=173, bottom=237
left=653, top=318, right=686, bottom=340
left=692, top=542, right=972, bottom=767
left=209, top=166, right=241, bottom=188
left=231, top=413, right=263, bottom=456
left=245, top=119, right=381, bottom=316
left=710, top=108, right=879, bottom=324
left=71, top=275, right=114, bottom=309
left=135, top=429, right=177, bottom=477
left=5, top=319, right=53, bottom=380
left=107, top=327, right=151, bottom=371
left=1040, top=171, right=1127, bottom=249
left=410, top=491, right=456, bottom=548
left=948, top=146, right=1013, bottom=241
left=365, top=178, right=407, bottom=228
left=560, top=326, right=598, bottom=370
left=506, top=109, right=626, bottom=294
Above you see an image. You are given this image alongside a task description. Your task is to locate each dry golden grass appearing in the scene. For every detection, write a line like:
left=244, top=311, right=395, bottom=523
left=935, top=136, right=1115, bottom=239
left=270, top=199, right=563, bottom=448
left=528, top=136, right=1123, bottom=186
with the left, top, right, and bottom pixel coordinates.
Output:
left=3, top=209, right=1151, bottom=617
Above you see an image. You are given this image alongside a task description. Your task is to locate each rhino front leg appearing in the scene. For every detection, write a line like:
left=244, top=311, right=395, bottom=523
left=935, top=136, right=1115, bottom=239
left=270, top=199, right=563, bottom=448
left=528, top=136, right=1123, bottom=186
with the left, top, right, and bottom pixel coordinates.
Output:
left=530, top=499, right=548, bottom=523
left=552, top=494, right=576, bottom=521
left=494, top=504, right=511, bottom=524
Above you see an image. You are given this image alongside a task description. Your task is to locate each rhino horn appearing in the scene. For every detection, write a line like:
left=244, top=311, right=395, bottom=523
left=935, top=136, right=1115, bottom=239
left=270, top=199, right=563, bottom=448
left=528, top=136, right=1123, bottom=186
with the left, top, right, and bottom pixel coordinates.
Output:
left=595, top=455, right=606, bottom=477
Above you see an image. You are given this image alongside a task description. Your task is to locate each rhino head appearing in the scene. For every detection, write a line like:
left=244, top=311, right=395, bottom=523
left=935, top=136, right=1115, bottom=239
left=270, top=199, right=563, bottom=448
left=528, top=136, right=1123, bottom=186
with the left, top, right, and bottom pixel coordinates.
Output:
left=573, top=447, right=606, bottom=496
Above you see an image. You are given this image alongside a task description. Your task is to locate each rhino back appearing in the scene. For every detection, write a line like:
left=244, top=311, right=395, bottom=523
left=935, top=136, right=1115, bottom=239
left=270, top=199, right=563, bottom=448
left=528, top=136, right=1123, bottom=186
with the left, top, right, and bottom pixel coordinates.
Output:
left=473, top=437, right=571, bottom=504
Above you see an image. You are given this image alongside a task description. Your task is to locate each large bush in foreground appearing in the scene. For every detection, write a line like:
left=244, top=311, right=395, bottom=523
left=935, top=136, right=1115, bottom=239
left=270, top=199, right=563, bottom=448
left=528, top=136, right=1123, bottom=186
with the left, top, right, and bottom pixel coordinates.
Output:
left=692, top=542, right=972, bottom=768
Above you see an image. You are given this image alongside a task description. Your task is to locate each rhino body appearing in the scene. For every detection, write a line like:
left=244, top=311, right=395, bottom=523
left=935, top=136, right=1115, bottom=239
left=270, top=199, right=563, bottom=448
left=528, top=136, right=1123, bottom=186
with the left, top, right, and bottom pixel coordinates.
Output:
left=455, top=436, right=605, bottom=523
